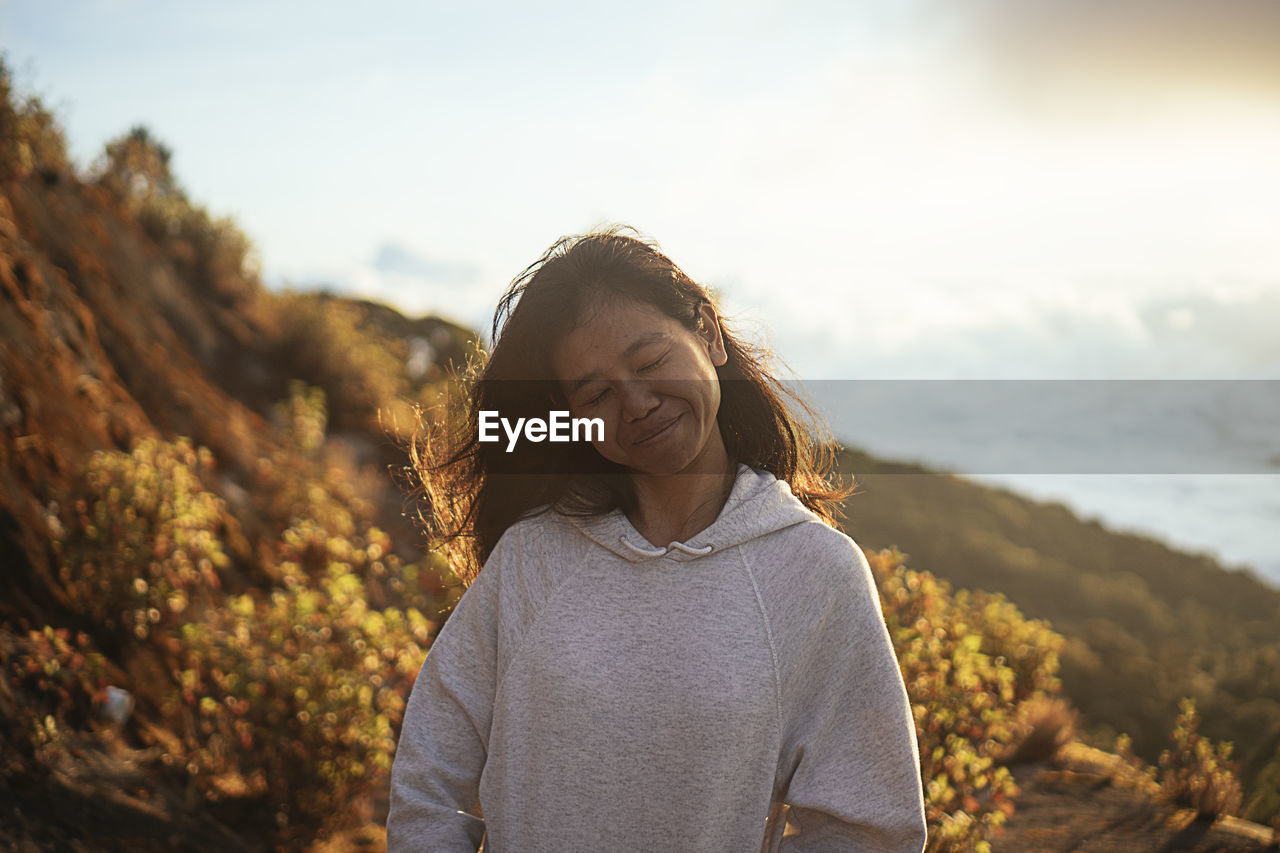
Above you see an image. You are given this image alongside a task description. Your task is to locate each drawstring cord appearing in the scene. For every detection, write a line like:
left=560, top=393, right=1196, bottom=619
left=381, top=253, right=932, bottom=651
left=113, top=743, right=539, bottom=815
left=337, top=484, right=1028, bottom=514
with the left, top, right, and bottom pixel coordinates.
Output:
left=670, top=541, right=715, bottom=555
left=618, top=536, right=715, bottom=558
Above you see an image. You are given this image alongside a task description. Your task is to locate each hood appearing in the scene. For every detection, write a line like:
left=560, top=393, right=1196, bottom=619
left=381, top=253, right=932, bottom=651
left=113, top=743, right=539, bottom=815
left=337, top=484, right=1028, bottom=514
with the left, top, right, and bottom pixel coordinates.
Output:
left=564, top=463, right=816, bottom=563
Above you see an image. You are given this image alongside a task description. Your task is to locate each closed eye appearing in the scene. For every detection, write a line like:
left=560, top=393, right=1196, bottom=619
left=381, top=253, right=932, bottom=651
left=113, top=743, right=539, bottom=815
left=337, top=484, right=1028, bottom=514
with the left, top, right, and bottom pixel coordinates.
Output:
left=581, top=353, right=666, bottom=406
left=639, top=355, right=667, bottom=373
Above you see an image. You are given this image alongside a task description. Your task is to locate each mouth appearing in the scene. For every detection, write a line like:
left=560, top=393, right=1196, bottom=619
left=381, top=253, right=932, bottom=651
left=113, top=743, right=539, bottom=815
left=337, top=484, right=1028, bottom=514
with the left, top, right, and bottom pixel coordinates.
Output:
left=633, top=413, right=683, bottom=447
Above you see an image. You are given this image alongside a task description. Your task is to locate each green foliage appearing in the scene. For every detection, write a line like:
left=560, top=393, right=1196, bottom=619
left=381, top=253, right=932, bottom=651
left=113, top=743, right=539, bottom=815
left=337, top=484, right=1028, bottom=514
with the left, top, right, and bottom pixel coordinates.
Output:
left=89, top=124, right=262, bottom=308
left=33, top=405, right=445, bottom=839
left=266, top=291, right=414, bottom=434
left=91, top=125, right=178, bottom=204
left=0, top=624, right=110, bottom=735
left=252, top=381, right=376, bottom=549
left=1157, top=697, right=1244, bottom=819
left=1109, top=732, right=1158, bottom=785
left=0, top=55, right=72, bottom=181
left=53, top=436, right=232, bottom=641
left=243, top=379, right=444, bottom=615
left=275, top=377, right=328, bottom=455
left=869, top=547, right=1066, bottom=853
left=0, top=622, right=119, bottom=789
left=175, top=556, right=435, bottom=831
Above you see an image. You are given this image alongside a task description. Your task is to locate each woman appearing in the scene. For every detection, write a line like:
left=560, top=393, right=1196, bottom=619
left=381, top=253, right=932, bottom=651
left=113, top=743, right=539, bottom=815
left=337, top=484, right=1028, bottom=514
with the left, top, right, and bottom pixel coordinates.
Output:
left=387, top=226, right=927, bottom=852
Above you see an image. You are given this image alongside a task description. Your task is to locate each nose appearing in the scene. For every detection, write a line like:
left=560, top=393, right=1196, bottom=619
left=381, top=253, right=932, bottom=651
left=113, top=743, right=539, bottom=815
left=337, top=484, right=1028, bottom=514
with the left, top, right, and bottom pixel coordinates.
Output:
left=619, top=380, right=660, bottom=422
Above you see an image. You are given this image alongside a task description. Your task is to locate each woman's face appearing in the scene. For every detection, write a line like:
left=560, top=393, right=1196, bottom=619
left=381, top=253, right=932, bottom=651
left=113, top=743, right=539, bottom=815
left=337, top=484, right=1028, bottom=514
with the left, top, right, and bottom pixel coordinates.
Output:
left=551, top=295, right=729, bottom=477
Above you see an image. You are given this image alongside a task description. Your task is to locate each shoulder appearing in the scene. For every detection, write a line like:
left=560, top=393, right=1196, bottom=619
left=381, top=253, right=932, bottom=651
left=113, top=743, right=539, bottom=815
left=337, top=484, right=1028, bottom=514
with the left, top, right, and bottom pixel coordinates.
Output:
left=475, top=505, right=593, bottom=606
left=496, top=504, right=589, bottom=561
left=487, top=504, right=575, bottom=560
left=749, top=521, right=887, bottom=649
left=759, top=518, right=873, bottom=588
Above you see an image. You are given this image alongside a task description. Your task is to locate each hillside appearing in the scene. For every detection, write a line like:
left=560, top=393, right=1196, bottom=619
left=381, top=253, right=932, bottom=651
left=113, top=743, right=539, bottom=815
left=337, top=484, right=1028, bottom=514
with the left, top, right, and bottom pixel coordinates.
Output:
left=1, top=59, right=1277, bottom=849
left=0, top=60, right=477, bottom=849
left=833, top=447, right=1280, bottom=823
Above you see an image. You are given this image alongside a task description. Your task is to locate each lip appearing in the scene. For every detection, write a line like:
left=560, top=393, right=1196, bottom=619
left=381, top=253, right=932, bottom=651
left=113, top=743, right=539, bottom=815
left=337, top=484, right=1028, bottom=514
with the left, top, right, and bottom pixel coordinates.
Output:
left=632, top=413, right=683, bottom=447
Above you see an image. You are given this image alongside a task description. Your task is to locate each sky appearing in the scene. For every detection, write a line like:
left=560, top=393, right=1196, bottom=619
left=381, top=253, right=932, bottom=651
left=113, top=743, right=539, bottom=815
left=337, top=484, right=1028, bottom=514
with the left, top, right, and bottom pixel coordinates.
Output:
left=4, top=0, right=1280, bottom=380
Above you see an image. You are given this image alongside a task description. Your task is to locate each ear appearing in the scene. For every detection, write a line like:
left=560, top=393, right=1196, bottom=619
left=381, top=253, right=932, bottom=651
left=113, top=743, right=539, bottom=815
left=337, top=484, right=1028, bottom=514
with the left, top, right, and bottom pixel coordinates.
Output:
left=697, top=302, right=729, bottom=368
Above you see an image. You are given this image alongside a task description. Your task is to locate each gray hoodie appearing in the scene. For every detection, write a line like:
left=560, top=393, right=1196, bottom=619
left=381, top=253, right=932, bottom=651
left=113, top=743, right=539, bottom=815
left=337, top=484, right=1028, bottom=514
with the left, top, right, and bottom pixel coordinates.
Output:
left=387, top=463, right=927, bottom=852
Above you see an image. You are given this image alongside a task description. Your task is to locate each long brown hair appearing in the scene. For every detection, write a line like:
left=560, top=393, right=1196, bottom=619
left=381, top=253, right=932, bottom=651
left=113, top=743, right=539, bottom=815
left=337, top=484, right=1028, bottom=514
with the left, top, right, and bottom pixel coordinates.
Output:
left=402, top=224, right=853, bottom=587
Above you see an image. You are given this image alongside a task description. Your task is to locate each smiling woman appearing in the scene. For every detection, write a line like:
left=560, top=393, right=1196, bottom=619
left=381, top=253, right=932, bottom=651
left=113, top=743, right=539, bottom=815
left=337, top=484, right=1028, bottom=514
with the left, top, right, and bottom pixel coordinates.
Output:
left=388, top=224, right=928, bottom=852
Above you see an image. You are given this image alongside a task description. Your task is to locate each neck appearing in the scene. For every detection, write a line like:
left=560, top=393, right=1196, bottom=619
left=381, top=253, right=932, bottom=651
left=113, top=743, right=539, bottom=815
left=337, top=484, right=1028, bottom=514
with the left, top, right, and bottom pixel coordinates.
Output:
left=625, top=432, right=737, bottom=548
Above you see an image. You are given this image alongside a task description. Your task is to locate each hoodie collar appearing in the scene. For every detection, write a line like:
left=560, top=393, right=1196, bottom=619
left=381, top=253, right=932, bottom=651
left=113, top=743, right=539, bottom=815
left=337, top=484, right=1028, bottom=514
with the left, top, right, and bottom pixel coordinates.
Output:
left=565, top=463, right=815, bottom=563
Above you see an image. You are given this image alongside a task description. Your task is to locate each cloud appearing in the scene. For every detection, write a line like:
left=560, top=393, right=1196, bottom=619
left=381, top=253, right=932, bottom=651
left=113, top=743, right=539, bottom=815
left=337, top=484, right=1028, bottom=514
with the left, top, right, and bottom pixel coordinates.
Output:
left=372, top=242, right=480, bottom=288
left=265, top=239, right=497, bottom=331
left=764, top=278, right=1280, bottom=380
left=933, top=0, right=1280, bottom=106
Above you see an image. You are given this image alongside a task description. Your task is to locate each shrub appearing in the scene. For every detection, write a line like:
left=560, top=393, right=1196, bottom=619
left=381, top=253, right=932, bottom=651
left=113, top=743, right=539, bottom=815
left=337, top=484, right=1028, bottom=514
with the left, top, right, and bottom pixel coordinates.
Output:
left=175, top=547, right=437, bottom=835
left=53, top=436, right=234, bottom=642
left=89, top=124, right=263, bottom=308
left=1106, top=732, right=1159, bottom=790
left=0, top=56, right=72, bottom=181
left=39, top=385, right=448, bottom=841
left=1157, top=697, right=1243, bottom=820
left=265, top=291, right=411, bottom=434
left=90, top=124, right=179, bottom=209
left=868, top=546, right=1067, bottom=853
left=0, top=623, right=110, bottom=736
left=251, top=381, right=388, bottom=555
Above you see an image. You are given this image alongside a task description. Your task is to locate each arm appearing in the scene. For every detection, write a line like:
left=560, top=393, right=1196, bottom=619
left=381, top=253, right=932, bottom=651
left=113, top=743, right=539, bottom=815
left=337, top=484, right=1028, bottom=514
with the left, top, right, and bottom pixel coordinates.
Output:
left=386, top=538, right=506, bottom=852
left=778, top=537, right=927, bottom=853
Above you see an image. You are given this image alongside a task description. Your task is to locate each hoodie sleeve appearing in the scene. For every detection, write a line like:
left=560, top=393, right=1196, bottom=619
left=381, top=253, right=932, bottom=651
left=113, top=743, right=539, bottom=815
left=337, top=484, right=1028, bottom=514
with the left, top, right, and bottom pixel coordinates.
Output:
left=386, top=535, right=508, bottom=852
left=776, top=532, right=927, bottom=853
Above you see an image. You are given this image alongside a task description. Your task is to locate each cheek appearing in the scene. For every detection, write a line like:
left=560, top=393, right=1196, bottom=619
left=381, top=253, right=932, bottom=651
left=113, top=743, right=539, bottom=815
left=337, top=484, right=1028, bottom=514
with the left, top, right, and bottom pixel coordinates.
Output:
left=708, top=384, right=722, bottom=417
left=589, top=432, right=626, bottom=466
left=599, top=416, right=624, bottom=450
left=576, top=407, right=621, bottom=452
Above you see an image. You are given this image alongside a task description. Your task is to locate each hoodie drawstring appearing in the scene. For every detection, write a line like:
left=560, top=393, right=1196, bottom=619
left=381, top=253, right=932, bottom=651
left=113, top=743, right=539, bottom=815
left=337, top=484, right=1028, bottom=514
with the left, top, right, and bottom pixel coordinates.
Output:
left=670, top=541, right=715, bottom=556
left=618, top=536, right=667, bottom=557
left=618, top=535, right=715, bottom=558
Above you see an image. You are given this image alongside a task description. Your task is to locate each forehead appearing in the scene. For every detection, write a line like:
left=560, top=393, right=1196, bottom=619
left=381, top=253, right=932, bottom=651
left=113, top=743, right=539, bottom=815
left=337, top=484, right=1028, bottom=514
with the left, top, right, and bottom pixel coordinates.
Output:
left=551, top=297, right=680, bottom=380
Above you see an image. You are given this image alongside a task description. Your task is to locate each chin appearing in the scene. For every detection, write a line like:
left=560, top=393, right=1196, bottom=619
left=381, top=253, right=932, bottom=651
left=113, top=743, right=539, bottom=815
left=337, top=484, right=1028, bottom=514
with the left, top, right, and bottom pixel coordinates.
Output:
left=627, top=460, right=687, bottom=477
left=625, top=445, right=702, bottom=476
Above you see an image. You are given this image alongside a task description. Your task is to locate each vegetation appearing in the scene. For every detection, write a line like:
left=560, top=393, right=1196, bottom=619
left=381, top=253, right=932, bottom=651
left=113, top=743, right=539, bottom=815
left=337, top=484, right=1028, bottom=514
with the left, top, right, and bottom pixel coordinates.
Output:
left=1, top=626, right=110, bottom=736
left=266, top=293, right=417, bottom=435
left=7, top=381, right=457, bottom=843
left=53, top=437, right=233, bottom=643
left=869, top=547, right=1066, bottom=851
left=1157, top=697, right=1245, bottom=820
left=838, top=447, right=1280, bottom=825
left=89, top=124, right=262, bottom=311
left=0, top=61, right=71, bottom=182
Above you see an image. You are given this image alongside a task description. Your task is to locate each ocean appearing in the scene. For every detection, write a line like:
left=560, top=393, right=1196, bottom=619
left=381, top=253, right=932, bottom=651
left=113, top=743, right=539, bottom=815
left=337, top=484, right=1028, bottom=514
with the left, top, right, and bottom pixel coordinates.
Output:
left=802, top=379, right=1280, bottom=589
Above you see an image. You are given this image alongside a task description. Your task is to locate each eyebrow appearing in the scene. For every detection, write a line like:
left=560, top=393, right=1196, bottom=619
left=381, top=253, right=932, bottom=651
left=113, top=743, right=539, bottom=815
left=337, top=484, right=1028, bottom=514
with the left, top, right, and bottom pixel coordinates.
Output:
left=567, top=331, right=669, bottom=395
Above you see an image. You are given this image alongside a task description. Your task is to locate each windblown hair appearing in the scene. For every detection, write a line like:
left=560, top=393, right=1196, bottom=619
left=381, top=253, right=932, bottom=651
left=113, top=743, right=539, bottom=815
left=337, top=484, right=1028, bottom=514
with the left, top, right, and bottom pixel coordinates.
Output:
left=402, top=224, right=854, bottom=588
